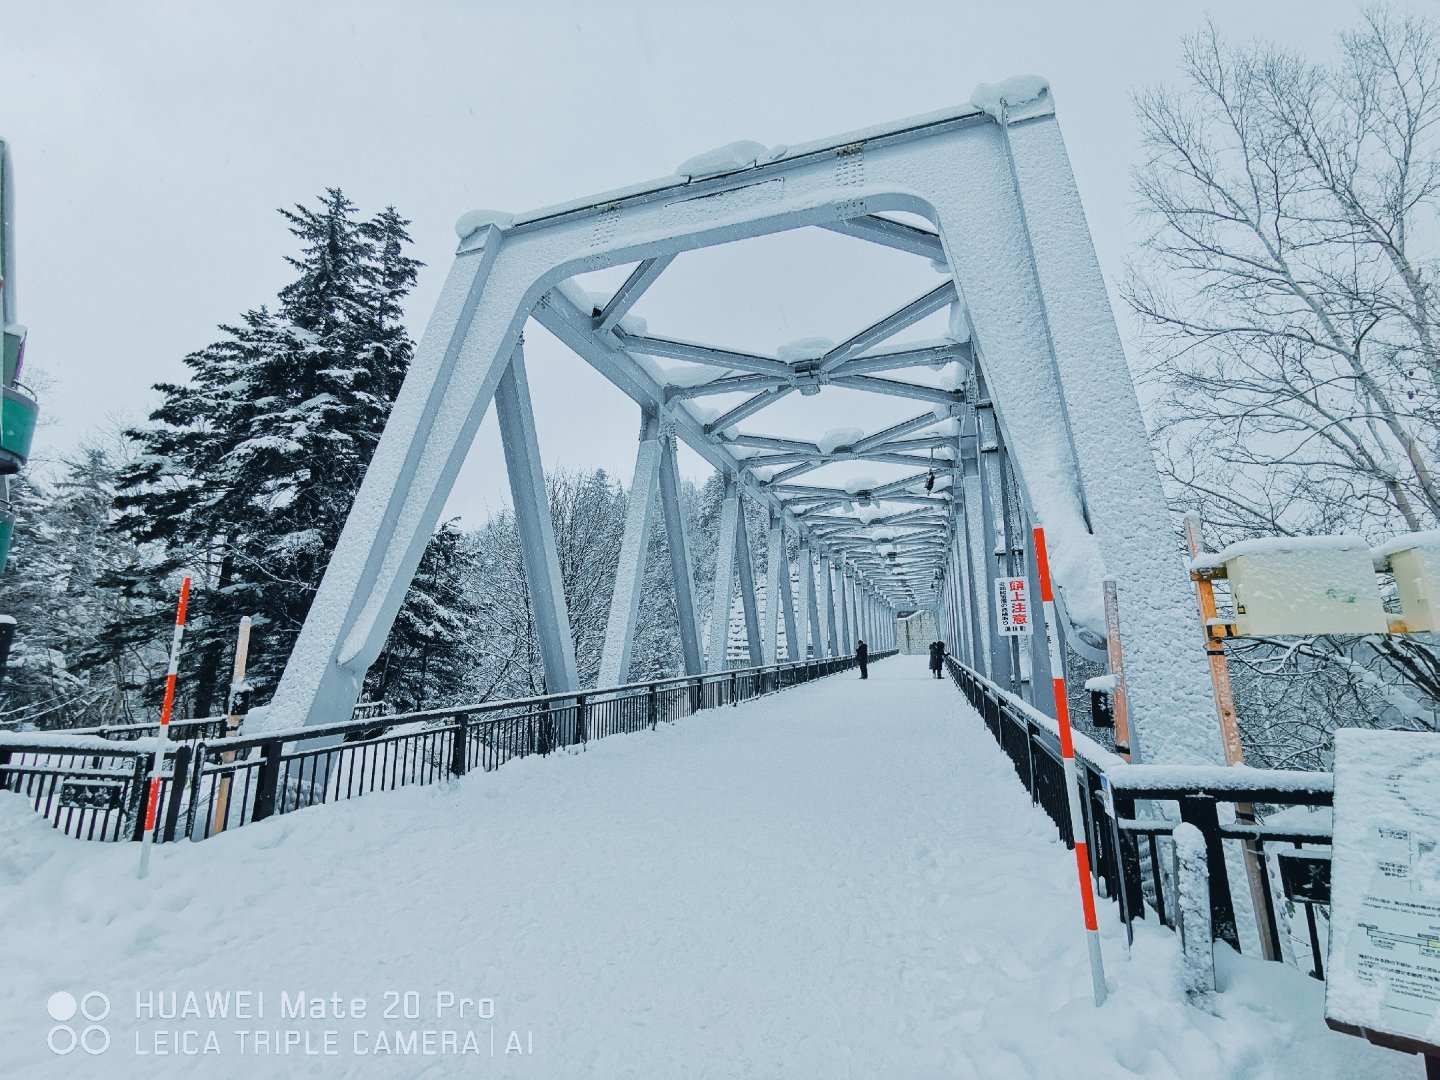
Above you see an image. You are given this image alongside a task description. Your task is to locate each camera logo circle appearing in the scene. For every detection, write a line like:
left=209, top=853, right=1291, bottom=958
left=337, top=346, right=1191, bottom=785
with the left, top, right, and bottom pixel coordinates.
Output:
left=47, top=991, right=110, bottom=1055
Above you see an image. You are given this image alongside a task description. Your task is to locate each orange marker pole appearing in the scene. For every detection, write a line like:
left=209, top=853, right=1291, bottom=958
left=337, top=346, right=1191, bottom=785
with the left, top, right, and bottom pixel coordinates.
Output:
left=137, top=576, right=191, bottom=879
left=1034, top=527, right=1107, bottom=1006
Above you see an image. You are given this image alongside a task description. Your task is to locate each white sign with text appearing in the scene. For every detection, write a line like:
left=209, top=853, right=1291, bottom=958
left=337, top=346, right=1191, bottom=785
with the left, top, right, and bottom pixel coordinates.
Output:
left=995, top=576, right=1032, bottom=637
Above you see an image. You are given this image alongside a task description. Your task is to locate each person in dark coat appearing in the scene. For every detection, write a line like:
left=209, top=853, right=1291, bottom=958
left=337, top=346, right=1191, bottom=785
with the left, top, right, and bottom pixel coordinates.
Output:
left=855, top=639, right=869, bottom=679
left=929, top=640, right=946, bottom=678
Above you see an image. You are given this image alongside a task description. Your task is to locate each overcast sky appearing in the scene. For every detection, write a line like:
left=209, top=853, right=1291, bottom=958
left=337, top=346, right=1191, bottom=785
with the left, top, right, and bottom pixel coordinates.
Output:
left=3, top=0, right=1387, bottom=526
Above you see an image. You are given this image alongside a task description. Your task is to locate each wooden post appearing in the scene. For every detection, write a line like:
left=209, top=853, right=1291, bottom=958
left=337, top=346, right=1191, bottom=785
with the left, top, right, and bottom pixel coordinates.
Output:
left=1184, top=514, right=1280, bottom=962
left=1101, top=579, right=1133, bottom=761
left=211, top=616, right=251, bottom=834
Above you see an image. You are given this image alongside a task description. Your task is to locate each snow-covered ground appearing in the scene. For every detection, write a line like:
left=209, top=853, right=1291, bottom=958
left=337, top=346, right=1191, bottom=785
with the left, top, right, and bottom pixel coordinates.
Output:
left=0, top=657, right=1411, bottom=1078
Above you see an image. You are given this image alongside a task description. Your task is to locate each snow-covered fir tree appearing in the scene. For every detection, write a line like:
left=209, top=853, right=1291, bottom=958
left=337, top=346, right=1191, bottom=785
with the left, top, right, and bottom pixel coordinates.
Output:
left=101, top=190, right=455, bottom=716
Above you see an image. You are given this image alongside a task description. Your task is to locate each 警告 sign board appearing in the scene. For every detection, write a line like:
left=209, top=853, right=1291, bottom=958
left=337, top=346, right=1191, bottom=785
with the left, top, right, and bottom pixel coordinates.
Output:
left=1326, top=728, right=1440, bottom=1057
left=995, top=576, right=1031, bottom=637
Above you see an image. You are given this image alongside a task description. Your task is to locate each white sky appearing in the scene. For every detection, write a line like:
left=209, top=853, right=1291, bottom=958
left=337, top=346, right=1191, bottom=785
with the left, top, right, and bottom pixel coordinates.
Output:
left=3, top=0, right=1382, bottom=526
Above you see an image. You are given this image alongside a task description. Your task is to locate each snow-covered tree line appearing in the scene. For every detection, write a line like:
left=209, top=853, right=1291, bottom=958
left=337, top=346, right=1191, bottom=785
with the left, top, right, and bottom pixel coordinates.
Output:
left=1131, top=7, right=1440, bottom=766
left=0, top=191, right=770, bottom=729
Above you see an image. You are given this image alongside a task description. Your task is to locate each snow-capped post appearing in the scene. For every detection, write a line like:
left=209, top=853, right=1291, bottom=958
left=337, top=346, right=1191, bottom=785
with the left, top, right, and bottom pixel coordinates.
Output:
left=137, top=574, right=192, bottom=879
left=211, top=615, right=252, bottom=834
left=1183, top=513, right=1280, bottom=963
left=1100, top=581, right=1132, bottom=760
left=1172, top=823, right=1215, bottom=1003
left=1032, top=526, right=1107, bottom=1006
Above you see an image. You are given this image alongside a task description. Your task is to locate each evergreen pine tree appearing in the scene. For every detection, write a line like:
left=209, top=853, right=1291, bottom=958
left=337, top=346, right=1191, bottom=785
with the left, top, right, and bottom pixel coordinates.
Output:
left=100, top=191, right=434, bottom=718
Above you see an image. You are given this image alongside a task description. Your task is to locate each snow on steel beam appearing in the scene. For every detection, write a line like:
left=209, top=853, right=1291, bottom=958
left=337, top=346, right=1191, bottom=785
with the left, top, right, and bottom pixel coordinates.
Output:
left=669, top=373, right=789, bottom=399
left=595, top=255, right=674, bottom=332
left=880, top=435, right=957, bottom=450
left=829, top=374, right=963, bottom=407
left=870, top=470, right=936, bottom=497
left=769, top=482, right=856, bottom=499
left=724, top=433, right=819, bottom=453
left=706, top=386, right=793, bottom=433
left=853, top=411, right=950, bottom=452
left=826, top=343, right=971, bottom=378
left=862, top=452, right=946, bottom=469
left=819, top=214, right=945, bottom=260
left=767, top=460, right=822, bottom=486
left=618, top=330, right=792, bottom=376
left=873, top=507, right=946, bottom=526
left=818, top=281, right=957, bottom=372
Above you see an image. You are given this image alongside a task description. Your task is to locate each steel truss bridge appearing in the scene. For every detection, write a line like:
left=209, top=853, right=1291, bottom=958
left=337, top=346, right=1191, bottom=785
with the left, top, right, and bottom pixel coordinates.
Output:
left=266, top=78, right=1224, bottom=768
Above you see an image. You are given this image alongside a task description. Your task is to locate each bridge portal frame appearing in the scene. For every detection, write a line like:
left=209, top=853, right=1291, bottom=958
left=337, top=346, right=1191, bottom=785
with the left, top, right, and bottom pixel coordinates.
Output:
left=267, top=80, right=1223, bottom=765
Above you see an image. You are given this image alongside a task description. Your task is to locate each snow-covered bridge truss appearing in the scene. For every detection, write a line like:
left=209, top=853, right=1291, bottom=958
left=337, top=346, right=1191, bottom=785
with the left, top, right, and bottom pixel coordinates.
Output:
left=270, top=78, right=1223, bottom=765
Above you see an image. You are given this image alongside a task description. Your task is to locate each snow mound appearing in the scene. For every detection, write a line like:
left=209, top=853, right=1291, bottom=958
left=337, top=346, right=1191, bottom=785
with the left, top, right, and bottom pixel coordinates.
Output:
left=1372, top=529, right=1440, bottom=561
left=676, top=140, right=774, bottom=179
left=816, top=427, right=865, bottom=455
left=1190, top=534, right=1369, bottom=572
left=844, top=475, right=879, bottom=494
left=970, top=76, right=1054, bottom=124
left=454, top=208, right=515, bottom=239
left=617, top=312, right=648, bottom=336
left=777, top=337, right=834, bottom=364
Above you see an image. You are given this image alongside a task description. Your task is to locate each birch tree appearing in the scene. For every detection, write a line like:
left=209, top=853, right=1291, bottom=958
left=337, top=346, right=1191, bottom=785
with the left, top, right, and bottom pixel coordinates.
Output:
left=1130, top=8, right=1440, bottom=748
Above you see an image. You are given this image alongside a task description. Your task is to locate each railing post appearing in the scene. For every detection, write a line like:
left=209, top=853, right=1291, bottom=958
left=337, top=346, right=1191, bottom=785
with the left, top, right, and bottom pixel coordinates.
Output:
left=127, top=753, right=151, bottom=841
left=0, top=746, right=11, bottom=791
left=1111, top=791, right=1145, bottom=929
left=161, top=744, right=191, bottom=843
left=450, top=715, right=470, bottom=777
left=1177, top=794, right=1239, bottom=949
left=183, top=741, right=206, bottom=841
left=575, top=694, right=588, bottom=744
left=252, top=739, right=283, bottom=822
left=1173, top=822, right=1216, bottom=1001
left=730, top=671, right=739, bottom=707
left=1024, top=721, right=1038, bottom=803
left=647, top=683, right=659, bottom=729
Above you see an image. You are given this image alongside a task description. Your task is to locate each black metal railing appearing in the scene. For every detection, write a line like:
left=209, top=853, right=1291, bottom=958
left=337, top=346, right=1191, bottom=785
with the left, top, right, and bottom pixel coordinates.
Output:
left=944, top=655, right=1334, bottom=981
left=0, top=652, right=893, bottom=846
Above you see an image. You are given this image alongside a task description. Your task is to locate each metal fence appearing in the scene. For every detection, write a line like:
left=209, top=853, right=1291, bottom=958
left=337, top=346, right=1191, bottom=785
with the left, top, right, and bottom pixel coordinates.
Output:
left=0, top=652, right=892, bottom=846
left=944, top=655, right=1334, bottom=981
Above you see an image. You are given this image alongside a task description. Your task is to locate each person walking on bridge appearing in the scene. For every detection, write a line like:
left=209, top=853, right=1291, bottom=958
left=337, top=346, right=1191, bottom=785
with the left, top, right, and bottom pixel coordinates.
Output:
left=855, top=639, right=868, bottom=680
left=928, top=640, right=946, bottom=679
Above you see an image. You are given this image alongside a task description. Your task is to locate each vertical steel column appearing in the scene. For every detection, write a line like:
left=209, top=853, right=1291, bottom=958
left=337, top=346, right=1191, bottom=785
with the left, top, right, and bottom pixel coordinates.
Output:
left=706, top=479, right=741, bottom=673
left=496, top=343, right=579, bottom=695
left=763, top=511, right=784, bottom=665
left=798, top=544, right=820, bottom=660
left=734, top=497, right=764, bottom=667
left=658, top=430, right=703, bottom=676
left=961, top=419, right=993, bottom=677
left=996, top=436, right=1028, bottom=700
left=779, top=541, right=800, bottom=662
left=598, top=412, right=662, bottom=686
left=837, top=564, right=853, bottom=655
left=974, top=385, right=1013, bottom=689
left=822, top=554, right=840, bottom=657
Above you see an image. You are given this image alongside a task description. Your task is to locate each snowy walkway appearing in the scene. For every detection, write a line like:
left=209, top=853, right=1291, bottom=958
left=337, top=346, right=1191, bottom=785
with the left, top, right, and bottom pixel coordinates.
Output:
left=0, top=657, right=1410, bottom=1078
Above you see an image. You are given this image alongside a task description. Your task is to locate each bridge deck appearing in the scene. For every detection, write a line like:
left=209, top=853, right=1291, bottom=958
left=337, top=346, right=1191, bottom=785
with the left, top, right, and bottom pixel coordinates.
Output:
left=0, top=656, right=1405, bottom=1077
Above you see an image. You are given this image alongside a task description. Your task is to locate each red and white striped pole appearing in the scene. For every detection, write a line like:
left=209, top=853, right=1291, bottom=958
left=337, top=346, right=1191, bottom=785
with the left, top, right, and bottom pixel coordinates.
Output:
left=1032, top=526, right=1107, bottom=1006
left=137, top=575, right=192, bottom=880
